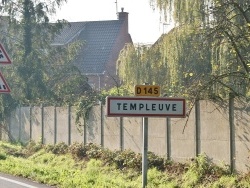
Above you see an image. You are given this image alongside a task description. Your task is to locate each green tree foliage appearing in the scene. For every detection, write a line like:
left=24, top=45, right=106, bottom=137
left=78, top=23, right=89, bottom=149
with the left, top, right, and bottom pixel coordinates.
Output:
left=118, top=0, right=249, bottom=99
left=117, top=26, right=211, bottom=98
left=150, top=0, right=210, bottom=25
left=0, top=0, right=90, bottom=120
left=117, top=44, right=154, bottom=88
left=1, top=0, right=90, bottom=102
left=208, top=0, right=250, bottom=97
left=157, top=25, right=212, bottom=98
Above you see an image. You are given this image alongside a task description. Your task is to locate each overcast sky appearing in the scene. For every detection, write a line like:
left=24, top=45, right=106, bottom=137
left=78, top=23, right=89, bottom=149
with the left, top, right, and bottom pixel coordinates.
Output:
left=55, top=0, right=173, bottom=44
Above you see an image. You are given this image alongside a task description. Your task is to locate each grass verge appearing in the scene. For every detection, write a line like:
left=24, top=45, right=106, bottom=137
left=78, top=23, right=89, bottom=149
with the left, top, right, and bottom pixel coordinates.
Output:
left=0, top=141, right=249, bottom=187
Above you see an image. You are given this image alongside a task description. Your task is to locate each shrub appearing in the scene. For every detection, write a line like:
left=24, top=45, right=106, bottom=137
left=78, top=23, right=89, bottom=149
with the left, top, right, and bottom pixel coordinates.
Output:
left=68, top=142, right=87, bottom=160
left=0, top=153, right=6, bottom=160
left=148, top=151, right=166, bottom=171
left=25, top=140, right=43, bottom=156
left=113, top=149, right=142, bottom=171
left=45, top=142, right=68, bottom=155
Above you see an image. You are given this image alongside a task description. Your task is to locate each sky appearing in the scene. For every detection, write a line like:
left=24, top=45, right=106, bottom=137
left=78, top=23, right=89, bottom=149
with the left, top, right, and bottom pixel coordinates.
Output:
left=55, top=0, right=173, bottom=44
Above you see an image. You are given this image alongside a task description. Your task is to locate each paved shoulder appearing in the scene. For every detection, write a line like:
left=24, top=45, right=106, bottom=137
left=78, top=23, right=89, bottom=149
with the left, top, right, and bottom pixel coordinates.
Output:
left=0, top=172, right=56, bottom=188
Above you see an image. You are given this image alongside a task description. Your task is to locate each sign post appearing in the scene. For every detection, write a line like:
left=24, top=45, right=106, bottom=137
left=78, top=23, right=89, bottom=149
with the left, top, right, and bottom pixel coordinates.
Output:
left=142, top=115, right=148, bottom=188
left=140, top=83, right=150, bottom=188
left=106, top=85, right=186, bottom=188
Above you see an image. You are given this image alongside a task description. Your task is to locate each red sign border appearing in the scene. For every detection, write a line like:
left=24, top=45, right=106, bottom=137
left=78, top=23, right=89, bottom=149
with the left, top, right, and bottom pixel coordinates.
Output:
left=0, top=43, right=12, bottom=65
left=106, top=96, right=186, bottom=118
left=0, top=71, right=11, bottom=93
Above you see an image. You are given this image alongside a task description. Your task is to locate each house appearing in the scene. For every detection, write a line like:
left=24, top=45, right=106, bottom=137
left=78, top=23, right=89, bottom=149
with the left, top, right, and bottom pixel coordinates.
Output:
left=52, top=8, right=133, bottom=91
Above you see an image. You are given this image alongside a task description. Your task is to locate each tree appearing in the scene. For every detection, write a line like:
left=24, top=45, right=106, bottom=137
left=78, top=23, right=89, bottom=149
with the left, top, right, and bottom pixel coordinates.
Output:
left=117, top=26, right=212, bottom=98
left=207, top=0, right=250, bottom=97
left=117, top=0, right=249, bottom=100
left=149, top=0, right=250, bottom=99
left=0, top=0, right=89, bottom=105
left=118, top=1, right=213, bottom=97
left=0, top=0, right=93, bottom=132
left=117, top=43, right=153, bottom=88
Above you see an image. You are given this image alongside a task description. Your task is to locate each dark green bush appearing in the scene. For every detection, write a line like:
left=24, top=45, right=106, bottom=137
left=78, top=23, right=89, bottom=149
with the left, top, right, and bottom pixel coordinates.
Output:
left=113, top=149, right=142, bottom=171
left=25, top=140, right=43, bottom=156
left=85, top=143, right=104, bottom=159
left=45, top=142, right=68, bottom=155
left=68, top=142, right=88, bottom=160
left=148, top=151, right=166, bottom=171
left=0, top=153, right=6, bottom=160
left=24, top=142, right=170, bottom=173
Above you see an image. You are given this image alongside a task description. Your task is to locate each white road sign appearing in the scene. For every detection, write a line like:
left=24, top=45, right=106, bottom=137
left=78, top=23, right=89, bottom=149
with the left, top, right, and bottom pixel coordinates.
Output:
left=106, top=96, right=186, bottom=117
left=0, top=71, right=10, bottom=93
left=0, top=43, right=12, bottom=64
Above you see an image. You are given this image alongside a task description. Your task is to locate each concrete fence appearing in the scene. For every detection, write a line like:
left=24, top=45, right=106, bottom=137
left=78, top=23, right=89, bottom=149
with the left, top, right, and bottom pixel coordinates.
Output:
left=0, top=99, right=250, bottom=173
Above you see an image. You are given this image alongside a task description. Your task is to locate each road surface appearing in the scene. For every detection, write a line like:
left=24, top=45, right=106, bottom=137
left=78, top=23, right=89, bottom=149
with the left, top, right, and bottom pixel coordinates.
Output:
left=0, top=173, right=55, bottom=188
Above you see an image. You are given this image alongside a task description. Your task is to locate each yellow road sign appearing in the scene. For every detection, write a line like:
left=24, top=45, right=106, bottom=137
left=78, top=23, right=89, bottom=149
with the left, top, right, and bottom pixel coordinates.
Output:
left=134, top=85, right=160, bottom=97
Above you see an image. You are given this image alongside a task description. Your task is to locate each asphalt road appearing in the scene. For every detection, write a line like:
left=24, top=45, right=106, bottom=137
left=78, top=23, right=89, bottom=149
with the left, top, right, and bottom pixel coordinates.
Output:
left=0, top=173, right=55, bottom=188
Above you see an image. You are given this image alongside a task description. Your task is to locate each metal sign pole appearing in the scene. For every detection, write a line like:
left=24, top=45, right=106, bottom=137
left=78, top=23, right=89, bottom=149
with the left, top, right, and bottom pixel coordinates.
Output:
left=142, top=116, right=148, bottom=188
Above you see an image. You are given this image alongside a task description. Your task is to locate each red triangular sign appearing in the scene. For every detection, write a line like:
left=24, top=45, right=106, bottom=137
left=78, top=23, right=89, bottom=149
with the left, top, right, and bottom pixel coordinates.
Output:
left=0, top=43, right=12, bottom=65
left=0, top=71, right=11, bottom=93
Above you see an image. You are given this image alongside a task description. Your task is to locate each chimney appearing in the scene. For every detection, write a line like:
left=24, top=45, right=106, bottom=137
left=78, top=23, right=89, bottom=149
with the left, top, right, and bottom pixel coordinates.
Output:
left=117, top=7, right=128, bottom=33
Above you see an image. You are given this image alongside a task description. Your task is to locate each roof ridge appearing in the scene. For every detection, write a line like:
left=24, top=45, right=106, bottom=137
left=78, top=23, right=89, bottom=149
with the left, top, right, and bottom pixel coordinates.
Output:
left=68, top=20, right=122, bottom=24
left=64, top=24, right=86, bottom=44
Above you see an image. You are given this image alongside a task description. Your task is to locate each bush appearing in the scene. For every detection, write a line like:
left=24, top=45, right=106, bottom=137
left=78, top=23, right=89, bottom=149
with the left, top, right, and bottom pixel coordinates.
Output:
left=68, top=142, right=87, bottom=160
left=25, top=140, right=43, bottom=156
left=113, top=149, right=142, bottom=171
left=148, top=151, right=166, bottom=171
left=0, top=153, right=6, bottom=160
left=45, top=142, right=68, bottom=155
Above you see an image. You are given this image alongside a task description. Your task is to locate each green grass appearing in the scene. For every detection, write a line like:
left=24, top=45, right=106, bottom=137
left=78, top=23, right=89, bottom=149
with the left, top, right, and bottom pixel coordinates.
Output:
left=0, top=141, right=249, bottom=188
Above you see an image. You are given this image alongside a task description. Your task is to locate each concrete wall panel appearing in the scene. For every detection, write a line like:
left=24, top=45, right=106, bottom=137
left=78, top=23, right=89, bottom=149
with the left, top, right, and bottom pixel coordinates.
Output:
left=235, top=105, right=250, bottom=172
left=30, top=107, right=42, bottom=143
left=148, top=118, right=166, bottom=156
left=199, top=101, right=230, bottom=165
left=20, top=107, right=31, bottom=143
left=43, top=107, right=55, bottom=145
left=70, top=106, right=84, bottom=144
left=9, top=108, right=20, bottom=141
left=171, top=109, right=195, bottom=161
left=56, top=107, right=69, bottom=144
left=104, top=116, right=120, bottom=150
left=123, top=117, right=142, bottom=153
left=86, top=105, right=101, bottom=145
left=201, top=140, right=229, bottom=164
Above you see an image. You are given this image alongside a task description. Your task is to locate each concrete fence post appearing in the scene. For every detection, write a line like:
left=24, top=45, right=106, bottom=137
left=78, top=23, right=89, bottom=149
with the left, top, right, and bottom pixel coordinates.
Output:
left=195, top=100, right=201, bottom=156
left=41, top=104, right=44, bottom=144
left=84, top=118, right=87, bottom=145
left=68, top=105, right=71, bottom=145
left=29, top=106, right=32, bottom=142
left=229, top=93, right=235, bottom=173
left=166, top=117, right=171, bottom=160
left=100, top=103, right=104, bottom=147
left=54, top=106, right=57, bottom=145
left=18, top=104, right=21, bottom=142
left=120, top=117, right=124, bottom=151
left=8, top=111, right=11, bottom=142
